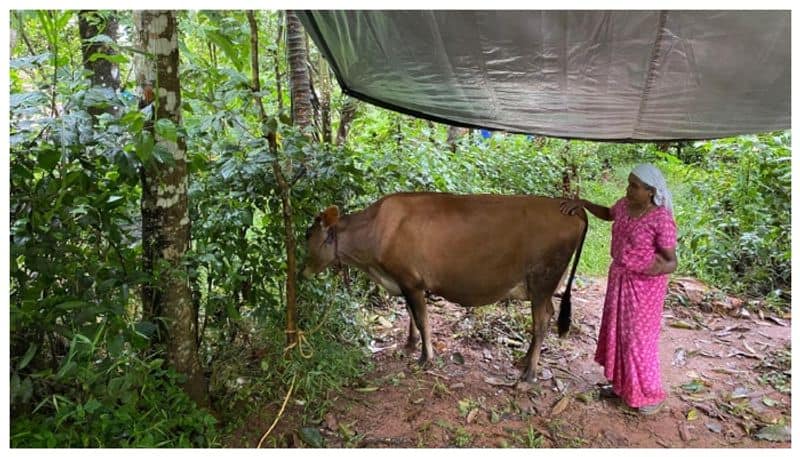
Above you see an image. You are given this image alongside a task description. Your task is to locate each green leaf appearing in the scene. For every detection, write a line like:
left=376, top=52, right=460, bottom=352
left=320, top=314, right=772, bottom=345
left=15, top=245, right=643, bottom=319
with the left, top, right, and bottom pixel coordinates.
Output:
left=135, top=132, right=155, bottom=163
left=55, top=300, right=86, bottom=311
left=37, top=148, right=61, bottom=170
left=108, top=334, right=124, bottom=358
left=205, top=30, right=242, bottom=71
left=762, top=397, right=779, bottom=407
left=87, top=52, right=129, bottom=65
left=755, top=424, right=790, bottom=442
left=17, top=343, right=38, bottom=370
left=298, top=427, right=324, bottom=447
left=155, top=118, right=178, bottom=142
left=83, top=398, right=102, bottom=414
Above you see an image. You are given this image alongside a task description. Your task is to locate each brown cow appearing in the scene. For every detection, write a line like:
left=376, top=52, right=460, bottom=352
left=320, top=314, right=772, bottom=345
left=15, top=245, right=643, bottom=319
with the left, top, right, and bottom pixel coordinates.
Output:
left=302, top=192, right=588, bottom=381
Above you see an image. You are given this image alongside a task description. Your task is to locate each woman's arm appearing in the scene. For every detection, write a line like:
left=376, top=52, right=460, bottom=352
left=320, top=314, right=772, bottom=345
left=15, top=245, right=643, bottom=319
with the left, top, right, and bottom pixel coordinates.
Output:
left=645, top=247, right=677, bottom=276
left=560, top=198, right=613, bottom=221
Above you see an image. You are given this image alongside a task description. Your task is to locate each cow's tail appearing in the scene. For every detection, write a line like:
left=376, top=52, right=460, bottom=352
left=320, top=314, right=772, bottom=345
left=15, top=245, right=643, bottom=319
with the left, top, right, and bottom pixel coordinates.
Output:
left=557, top=211, right=589, bottom=337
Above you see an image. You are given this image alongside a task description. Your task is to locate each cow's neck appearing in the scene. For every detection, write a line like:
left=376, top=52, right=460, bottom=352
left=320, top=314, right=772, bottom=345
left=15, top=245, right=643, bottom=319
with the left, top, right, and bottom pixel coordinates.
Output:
left=334, top=210, right=376, bottom=270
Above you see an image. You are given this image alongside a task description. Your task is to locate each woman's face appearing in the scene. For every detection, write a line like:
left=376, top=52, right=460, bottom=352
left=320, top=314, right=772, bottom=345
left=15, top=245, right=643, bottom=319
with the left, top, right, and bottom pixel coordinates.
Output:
left=626, top=173, right=654, bottom=206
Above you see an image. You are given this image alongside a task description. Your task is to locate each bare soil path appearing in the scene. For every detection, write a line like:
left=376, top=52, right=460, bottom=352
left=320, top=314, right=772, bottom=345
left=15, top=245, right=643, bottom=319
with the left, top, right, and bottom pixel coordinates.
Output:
left=235, top=277, right=791, bottom=448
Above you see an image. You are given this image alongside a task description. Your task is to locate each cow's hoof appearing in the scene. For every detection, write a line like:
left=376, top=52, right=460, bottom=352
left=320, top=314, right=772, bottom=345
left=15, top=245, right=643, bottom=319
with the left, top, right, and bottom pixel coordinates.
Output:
left=417, top=354, right=432, bottom=367
left=520, top=368, right=537, bottom=383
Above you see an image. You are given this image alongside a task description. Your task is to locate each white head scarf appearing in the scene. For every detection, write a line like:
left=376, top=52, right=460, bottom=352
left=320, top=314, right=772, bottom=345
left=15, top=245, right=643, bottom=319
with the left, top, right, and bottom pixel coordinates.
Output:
left=631, top=163, right=673, bottom=213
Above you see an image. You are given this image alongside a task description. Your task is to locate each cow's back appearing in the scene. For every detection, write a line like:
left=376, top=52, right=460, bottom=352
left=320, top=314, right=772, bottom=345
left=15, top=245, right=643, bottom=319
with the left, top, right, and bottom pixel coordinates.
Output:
left=369, top=193, right=586, bottom=305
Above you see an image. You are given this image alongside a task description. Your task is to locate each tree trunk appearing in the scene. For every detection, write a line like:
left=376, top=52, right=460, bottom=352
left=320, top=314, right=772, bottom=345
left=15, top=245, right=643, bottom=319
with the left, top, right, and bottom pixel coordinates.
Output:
left=446, top=126, right=468, bottom=153
left=273, top=11, right=285, bottom=114
left=78, top=11, right=120, bottom=88
left=248, top=11, right=300, bottom=351
left=286, top=11, right=312, bottom=133
left=78, top=11, right=120, bottom=118
left=318, top=56, right=332, bottom=144
left=134, top=10, right=206, bottom=406
left=335, top=96, right=359, bottom=146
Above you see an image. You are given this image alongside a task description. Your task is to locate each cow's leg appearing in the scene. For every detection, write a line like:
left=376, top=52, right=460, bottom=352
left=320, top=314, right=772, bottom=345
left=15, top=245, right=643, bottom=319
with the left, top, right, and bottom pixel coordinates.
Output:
left=403, top=288, right=433, bottom=365
left=521, top=294, right=555, bottom=381
left=404, top=303, right=419, bottom=352
left=521, top=282, right=557, bottom=382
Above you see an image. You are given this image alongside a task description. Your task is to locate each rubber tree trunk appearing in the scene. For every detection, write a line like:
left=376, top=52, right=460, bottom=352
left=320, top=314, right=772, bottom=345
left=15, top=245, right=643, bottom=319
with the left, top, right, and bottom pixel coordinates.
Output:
left=133, top=10, right=206, bottom=406
left=78, top=10, right=120, bottom=118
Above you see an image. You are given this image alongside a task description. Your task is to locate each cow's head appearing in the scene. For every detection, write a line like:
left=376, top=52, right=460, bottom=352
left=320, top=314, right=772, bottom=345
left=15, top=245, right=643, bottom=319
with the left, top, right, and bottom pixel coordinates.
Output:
left=302, top=205, right=340, bottom=278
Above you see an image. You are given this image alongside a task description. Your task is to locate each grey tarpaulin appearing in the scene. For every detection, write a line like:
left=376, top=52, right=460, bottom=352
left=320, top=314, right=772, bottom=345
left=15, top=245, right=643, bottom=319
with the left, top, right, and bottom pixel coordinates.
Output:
left=298, top=11, right=790, bottom=141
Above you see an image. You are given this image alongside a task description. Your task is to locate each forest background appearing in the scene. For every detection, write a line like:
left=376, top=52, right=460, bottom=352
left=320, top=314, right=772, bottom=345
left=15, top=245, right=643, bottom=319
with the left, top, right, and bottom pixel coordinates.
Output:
left=6, top=10, right=791, bottom=446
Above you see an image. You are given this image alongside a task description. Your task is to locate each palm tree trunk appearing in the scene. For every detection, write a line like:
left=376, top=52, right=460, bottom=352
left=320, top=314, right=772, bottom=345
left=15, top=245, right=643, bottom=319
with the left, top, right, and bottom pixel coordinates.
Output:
left=286, top=11, right=312, bottom=134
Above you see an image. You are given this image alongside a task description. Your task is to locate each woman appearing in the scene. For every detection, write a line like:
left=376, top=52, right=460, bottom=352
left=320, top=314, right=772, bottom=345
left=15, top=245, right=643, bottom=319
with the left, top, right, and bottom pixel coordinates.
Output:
left=560, top=163, right=677, bottom=415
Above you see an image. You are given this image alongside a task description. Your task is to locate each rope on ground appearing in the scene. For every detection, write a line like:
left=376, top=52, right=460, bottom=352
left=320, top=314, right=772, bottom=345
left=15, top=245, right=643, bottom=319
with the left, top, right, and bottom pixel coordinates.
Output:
left=256, top=372, right=297, bottom=448
left=260, top=278, right=348, bottom=446
left=282, top=295, right=339, bottom=359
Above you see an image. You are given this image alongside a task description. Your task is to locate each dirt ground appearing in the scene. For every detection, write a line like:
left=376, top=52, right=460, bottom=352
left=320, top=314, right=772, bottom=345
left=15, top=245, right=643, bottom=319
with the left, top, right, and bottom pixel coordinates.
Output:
left=234, top=276, right=791, bottom=448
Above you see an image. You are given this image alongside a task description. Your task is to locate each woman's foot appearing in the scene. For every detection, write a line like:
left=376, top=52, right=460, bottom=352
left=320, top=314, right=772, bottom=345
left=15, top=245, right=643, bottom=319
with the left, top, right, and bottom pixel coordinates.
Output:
left=637, top=401, right=665, bottom=416
left=597, top=384, right=619, bottom=399
left=597, top=385, right=619, bottom=398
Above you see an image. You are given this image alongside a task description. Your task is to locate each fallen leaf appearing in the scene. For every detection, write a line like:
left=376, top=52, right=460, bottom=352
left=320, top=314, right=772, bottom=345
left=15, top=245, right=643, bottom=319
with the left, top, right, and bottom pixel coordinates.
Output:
left=731, top=386, right=751, bottom=399
left=299, top=427, right=324, bottom=447
left=742, top=341, right=759, bottom=355
left=450, top=382, right=465, bottom=389
left=338, top=422, right=354, bottom=440
left=762, top=397, right=779, bottom=407
left=670, top=320, right=698, bottom=330
left=554, top=377, right=565, bottom=392
left=678, top=422, right=692, bottom=441
left=484, top=376, right=515, bottom=387
left=324, top=413, right=338, bottom=430
left=706, top=421, right=722, bottom=434
left=466, top=408, right=479, bottom=424
left=538, top=367, right=553, bottom=380
left=458, top=399, right=474, bottom=416
left=686, top=408, right=699, bottom=421
left=673, top=348, right=688, bottom=367
left=451, top=352, right=465, bottom=365
left=755, top=424, right=791, bottom=442
left=374, top=316, right=393, bottom=328
left=767, top=316, right=787, bottom=327
left=354, top=386, right=379, bottom=393
left=576, top=390, right=595, bottom=403
left=551, top=396, right=570, bottom=416
left=680, top=379, right=707, bottom=393
left=490, top=410, right=501, bottom=424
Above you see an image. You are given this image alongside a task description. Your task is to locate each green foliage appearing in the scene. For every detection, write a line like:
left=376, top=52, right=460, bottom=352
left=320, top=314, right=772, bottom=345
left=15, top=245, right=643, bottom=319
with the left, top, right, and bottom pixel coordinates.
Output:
left=11, top=352, right=218, bottom=447
left=9, top=8, right=791, bottom=449
left=672, top=133, right=791, bottom=302
left=10, top=10, right=219, bottom=447
left=208, top=276, right=371, bottom=437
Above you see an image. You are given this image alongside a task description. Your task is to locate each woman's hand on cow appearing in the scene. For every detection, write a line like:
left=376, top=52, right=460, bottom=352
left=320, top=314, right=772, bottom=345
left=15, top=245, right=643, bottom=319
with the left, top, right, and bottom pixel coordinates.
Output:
left=560, top=199, right=585, bottom=215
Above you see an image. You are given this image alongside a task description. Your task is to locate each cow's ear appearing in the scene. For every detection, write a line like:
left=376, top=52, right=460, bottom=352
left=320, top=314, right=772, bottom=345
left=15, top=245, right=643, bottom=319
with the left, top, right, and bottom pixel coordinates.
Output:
left=320, top=205, right=340, bottom=228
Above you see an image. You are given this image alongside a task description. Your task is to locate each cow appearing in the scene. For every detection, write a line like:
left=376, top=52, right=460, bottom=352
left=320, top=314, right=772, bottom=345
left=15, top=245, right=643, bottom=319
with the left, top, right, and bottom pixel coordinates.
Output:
left=302, top=192, right=588, bottom=381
